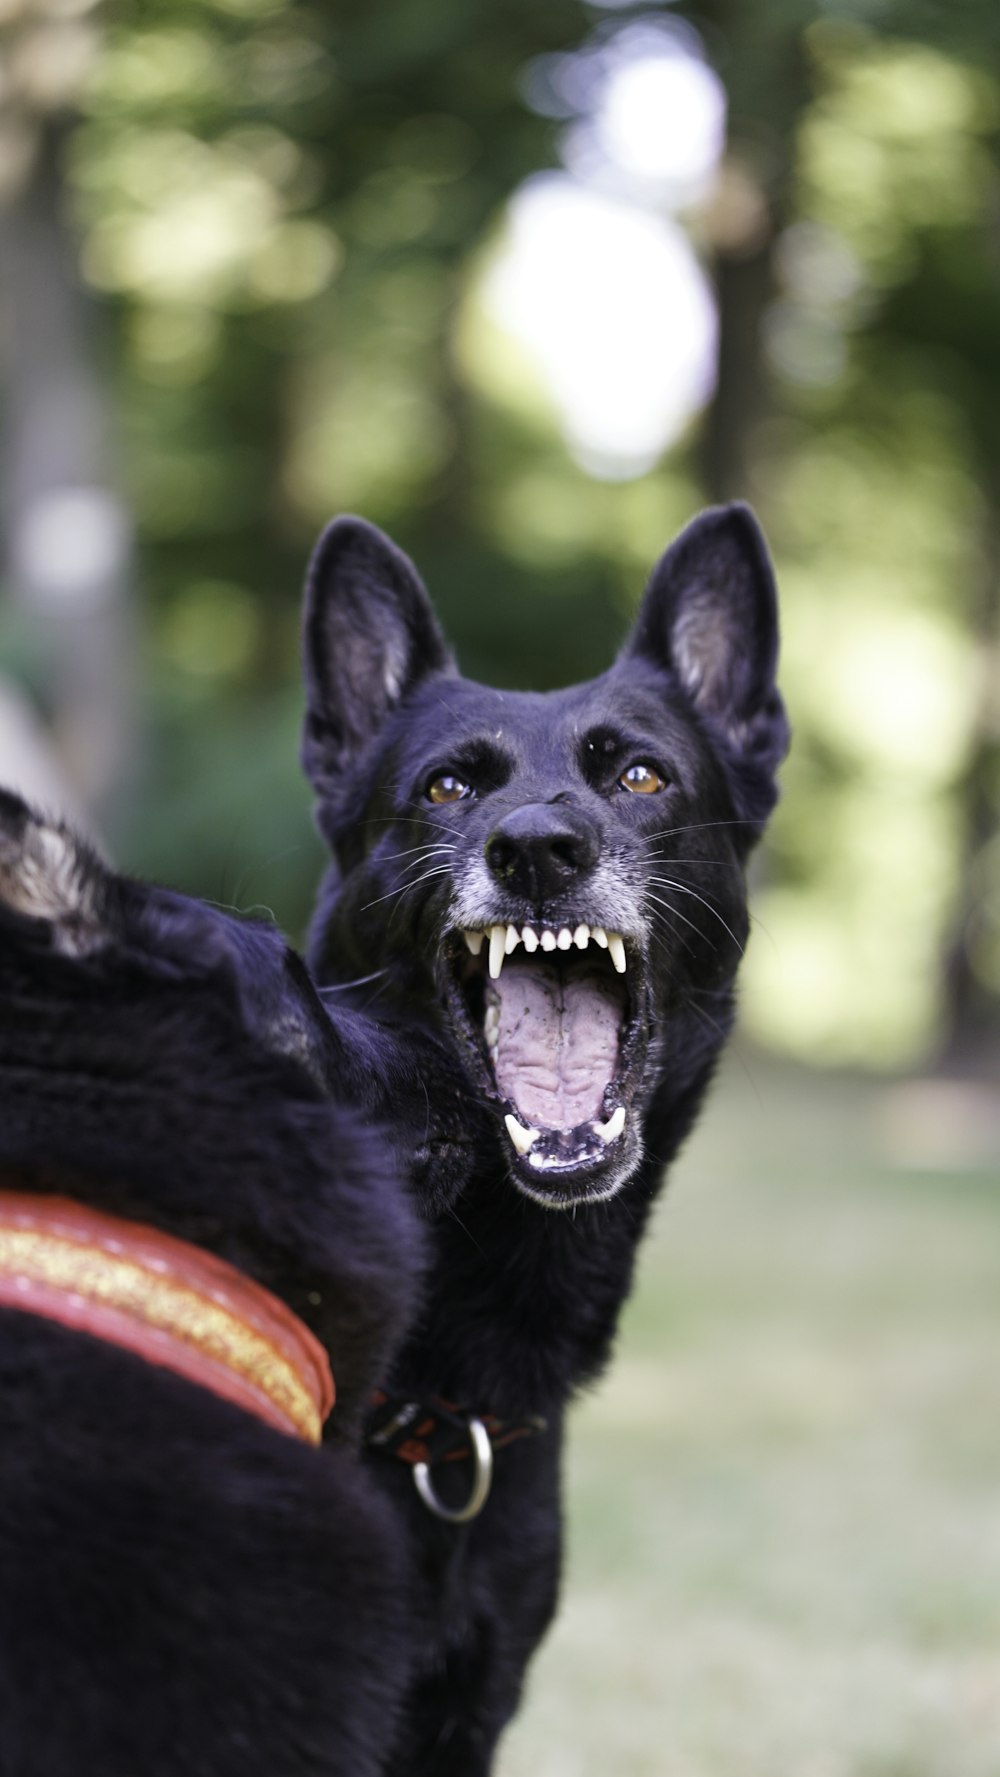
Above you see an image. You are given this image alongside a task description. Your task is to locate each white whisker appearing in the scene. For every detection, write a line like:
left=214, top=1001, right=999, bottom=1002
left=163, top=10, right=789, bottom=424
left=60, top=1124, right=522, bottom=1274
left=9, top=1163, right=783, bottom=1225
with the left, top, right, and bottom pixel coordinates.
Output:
left=649, top=877, right=745, bottom=955
left=645, top=891, right=702, bottom=950
left=359, top=864, right=452, bottom=914
left=641, top=852, right=743, bottom=872
left=641, top=818, right=755, bottom=843
left=321, top=969, right=390, bottom=991
left=377, top=841, right=458, bottom=864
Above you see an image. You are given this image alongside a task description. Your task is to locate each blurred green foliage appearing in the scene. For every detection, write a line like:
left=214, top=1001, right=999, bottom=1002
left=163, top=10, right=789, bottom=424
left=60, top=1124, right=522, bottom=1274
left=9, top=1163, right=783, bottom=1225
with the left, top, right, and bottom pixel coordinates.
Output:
left=1, top=0, right=997, bottom=1067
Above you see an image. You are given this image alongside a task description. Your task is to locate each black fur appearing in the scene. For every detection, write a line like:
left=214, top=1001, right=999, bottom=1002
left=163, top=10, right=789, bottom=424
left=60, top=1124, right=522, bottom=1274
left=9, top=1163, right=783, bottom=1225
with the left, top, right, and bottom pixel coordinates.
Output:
left=301, top=503, right=788, bottom=1772
left=0, top=502, right=786, bottom=1776
left=0, top=791, right=427, bottom=1777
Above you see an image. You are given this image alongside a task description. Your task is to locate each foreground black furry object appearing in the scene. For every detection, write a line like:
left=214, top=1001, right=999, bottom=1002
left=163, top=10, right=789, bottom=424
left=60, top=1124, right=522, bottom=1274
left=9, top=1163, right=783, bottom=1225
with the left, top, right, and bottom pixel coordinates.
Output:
left=0, top=502, right=787, bottom=1776
left=0, top=792, right=431, bottom=1776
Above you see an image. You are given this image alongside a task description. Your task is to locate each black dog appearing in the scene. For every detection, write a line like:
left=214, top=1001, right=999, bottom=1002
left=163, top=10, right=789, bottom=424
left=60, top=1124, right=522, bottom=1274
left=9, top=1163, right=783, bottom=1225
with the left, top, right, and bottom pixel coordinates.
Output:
left=300, top=501, right=788, bottom=1773
left=0, top=794, right=435, bottom=1777
left=0, top=501, right=785, bottom=1776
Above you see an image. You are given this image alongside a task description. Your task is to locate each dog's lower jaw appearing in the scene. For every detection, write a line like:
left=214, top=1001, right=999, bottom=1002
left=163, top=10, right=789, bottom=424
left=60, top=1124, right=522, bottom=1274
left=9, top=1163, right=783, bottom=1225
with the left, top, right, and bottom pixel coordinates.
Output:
left=498, top=1105, right=645, bottom=1209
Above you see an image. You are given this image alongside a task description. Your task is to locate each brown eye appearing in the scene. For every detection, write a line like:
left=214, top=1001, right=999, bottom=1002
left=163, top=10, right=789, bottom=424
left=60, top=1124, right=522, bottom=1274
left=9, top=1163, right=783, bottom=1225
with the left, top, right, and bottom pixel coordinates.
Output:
left=427, top=773, right=472, bottom=805
left=619, top=762, right=666, bottom=795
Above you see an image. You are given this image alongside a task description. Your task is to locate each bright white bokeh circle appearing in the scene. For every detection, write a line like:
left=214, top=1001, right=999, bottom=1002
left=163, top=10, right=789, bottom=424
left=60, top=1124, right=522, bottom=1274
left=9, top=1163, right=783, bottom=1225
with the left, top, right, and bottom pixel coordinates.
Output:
left=597, top=44, right=726, bottom=193
left=484, top=174, right=717, bottom=478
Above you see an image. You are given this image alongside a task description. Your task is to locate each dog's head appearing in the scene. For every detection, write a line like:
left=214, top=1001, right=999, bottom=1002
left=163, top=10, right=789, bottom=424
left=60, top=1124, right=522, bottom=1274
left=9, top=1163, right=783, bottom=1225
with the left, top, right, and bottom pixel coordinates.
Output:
left=302, top=506, right=788, bottom=1211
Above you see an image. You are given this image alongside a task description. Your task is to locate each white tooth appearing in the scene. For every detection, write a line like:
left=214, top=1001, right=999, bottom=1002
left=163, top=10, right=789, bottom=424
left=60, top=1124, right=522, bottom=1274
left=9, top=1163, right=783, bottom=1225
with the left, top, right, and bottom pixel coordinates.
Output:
left=488, top=924, right=506, bottom=979
left=505, top=923, right=520, bottom=955
left=504, top=1113, right=540, bottom=1156
left=540, top=931, right=557, bottom=952
left=463, top=930, right=484, bottom=956
left=573, top=924, right=589, bottom=949
left=521, top=926, right=538, bottom=953
left=591, top=927, right=608, bottom=948
left=607, top=933, right=627, bottom=974
left=556, top=927, right=572, bottom=950
left=595, top=1105, right=626, bottom=1144
left=484, top=1005, right=499, bottom=1042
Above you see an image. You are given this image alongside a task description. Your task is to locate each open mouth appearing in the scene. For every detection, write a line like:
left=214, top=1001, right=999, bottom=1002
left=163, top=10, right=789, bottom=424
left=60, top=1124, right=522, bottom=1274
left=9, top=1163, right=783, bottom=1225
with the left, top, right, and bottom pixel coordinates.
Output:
left=443, top=921, right=648, bottom=1207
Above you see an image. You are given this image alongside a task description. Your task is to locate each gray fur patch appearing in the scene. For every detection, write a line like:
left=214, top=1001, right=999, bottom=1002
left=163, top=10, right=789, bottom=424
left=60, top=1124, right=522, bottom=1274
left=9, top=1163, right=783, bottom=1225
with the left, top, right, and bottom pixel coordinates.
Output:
left=0, top=816, right=106, bottom=957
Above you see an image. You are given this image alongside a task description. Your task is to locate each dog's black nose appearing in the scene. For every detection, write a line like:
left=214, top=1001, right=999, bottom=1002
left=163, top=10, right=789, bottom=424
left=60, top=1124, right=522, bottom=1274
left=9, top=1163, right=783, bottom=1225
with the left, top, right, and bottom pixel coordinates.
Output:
left=485, top=803, right=600, bottom=903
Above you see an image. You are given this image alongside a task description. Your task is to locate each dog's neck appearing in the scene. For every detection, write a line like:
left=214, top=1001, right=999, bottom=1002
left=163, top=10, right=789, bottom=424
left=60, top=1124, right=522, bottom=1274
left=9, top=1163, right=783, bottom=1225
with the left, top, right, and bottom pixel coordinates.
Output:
left=359, top=1002, right=729, bottom=1421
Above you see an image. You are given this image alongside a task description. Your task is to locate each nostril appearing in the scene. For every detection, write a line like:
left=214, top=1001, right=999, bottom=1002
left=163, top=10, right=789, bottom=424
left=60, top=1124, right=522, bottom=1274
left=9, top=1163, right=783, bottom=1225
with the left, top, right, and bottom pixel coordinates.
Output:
left=486, top=835, right=517, bottom=881
left=549, top=839, right=580, bottom=872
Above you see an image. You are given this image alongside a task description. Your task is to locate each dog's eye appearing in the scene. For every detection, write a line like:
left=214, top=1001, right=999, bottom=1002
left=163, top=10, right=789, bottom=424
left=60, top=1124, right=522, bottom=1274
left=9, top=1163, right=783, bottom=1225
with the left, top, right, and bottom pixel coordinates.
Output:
left=619, top=762, right=666, bottom=795
left=427, top=774, right=473, bottom=805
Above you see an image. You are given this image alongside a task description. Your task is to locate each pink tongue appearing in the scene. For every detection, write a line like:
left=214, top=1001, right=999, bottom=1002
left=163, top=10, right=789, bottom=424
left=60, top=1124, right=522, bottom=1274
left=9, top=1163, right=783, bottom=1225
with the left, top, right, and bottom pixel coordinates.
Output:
left=492, top=959, right=623, bottom=1129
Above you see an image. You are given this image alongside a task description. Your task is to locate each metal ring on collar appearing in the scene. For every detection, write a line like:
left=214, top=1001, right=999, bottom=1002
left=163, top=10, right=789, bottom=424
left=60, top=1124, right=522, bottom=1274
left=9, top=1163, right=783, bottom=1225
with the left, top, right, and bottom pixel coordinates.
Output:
left=412, top=1415, right=493, bottom=1523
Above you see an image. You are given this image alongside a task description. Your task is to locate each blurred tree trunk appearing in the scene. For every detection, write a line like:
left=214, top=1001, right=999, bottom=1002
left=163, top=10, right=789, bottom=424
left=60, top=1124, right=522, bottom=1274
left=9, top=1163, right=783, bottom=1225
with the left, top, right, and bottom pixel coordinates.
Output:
left=0, top=115, right=136, bottom=833
left=697, top=10, right=810, bottom=503
left=942, top=507, right=1000, bottom=1064
left=702, top=242, right=776, bottom=502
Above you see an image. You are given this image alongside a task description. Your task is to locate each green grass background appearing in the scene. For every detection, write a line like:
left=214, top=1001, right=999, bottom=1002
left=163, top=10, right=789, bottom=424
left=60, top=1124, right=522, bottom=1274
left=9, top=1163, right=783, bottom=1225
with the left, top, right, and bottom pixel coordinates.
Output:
left=499, top=1056, right=1000, bottom=1777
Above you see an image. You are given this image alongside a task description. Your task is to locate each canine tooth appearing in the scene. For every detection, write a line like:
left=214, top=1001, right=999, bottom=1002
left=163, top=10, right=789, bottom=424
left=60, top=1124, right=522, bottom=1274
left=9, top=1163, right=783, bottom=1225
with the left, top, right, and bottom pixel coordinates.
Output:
left=556, top=928, right=572, bottom=950
left=573, top=924, right=589, bottom=949
left=521, top=926, right=539, bottom=953
left=505, top=923, right=521, bottom=955
left=484, top=1004, right=500, bottom=1043
left=540, top=931, right=557, bottom=952
left=591, top=927, right=608, bottom=948
left=488, top=925, right=506, bottom=979
left=607, top=933, right=627, bottom=974
left=463, top=930, right=485, bottom=956
left=504, top=1113, right=540, bottom=1156
left=595, top=1105, right=626, bottom=1144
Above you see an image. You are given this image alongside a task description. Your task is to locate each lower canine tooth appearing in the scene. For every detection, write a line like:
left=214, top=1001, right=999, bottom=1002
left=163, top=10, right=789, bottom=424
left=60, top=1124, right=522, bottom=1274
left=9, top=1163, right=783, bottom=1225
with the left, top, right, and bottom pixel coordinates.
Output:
left=607, top=934, right=627, bottom=974
left=595, top=1105, right=626, bottom=1144
left=504, top=1113, right=539, bottom=1156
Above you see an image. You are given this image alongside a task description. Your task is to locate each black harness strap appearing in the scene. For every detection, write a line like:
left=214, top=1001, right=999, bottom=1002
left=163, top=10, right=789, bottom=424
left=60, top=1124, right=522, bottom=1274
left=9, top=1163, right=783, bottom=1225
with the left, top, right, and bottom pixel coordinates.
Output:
left=366, top=1389, right=547, bottom=1468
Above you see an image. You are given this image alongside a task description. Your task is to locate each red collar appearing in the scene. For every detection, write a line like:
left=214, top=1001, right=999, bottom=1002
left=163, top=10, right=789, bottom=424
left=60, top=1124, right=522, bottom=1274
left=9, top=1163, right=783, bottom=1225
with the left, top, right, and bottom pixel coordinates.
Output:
left=0, top=1189, right=334, bottom=1444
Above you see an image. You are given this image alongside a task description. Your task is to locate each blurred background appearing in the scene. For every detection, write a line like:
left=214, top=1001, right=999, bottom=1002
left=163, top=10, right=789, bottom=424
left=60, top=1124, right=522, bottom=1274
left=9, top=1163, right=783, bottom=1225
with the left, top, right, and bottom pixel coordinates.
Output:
left=1, top=1, right=998, bottom=1771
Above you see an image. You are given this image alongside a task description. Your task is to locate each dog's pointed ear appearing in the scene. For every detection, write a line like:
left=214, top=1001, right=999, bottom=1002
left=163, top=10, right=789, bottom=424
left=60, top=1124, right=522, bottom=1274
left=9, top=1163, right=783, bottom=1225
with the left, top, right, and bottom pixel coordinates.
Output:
left=301, top=517, right=454, bottom=798
left=624, top=502, right=789, bottom=799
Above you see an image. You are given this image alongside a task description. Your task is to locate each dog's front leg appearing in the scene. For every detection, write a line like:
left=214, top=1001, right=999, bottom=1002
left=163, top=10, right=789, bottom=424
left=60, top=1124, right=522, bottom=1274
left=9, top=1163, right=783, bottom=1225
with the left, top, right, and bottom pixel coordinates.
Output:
left=377, top=1441, right=563, bottom=1777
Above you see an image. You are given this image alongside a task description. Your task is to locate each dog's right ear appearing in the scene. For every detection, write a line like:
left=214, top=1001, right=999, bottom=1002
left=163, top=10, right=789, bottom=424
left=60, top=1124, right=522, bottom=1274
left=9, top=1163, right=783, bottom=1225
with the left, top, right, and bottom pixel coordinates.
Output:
left=301, top=517, right=454, bottom=806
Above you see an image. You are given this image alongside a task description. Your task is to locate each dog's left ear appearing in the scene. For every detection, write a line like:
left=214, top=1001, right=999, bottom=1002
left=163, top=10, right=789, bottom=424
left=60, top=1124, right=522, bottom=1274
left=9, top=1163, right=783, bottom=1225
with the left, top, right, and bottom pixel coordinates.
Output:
left=301, top=516, right=454, bottom=806
left=624, top=502, right=789, bottom=815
